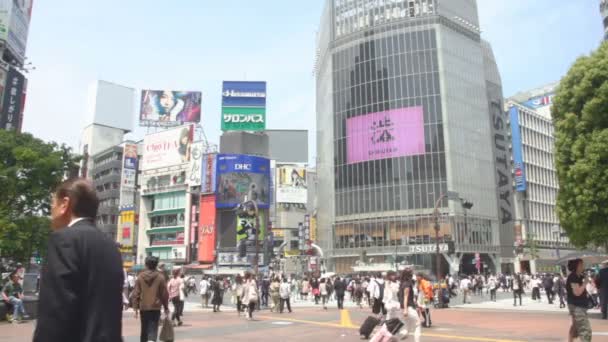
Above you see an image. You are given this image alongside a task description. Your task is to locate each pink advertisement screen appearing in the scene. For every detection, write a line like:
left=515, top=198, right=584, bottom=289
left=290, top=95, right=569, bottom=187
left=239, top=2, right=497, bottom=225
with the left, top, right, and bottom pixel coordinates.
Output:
left=346, top=106, right=426, bottom=164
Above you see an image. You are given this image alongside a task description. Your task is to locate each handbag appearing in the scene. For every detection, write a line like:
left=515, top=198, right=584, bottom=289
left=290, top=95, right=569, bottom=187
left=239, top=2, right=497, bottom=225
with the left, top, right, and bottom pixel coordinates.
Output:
left=159, top=316, right=175, bottom=342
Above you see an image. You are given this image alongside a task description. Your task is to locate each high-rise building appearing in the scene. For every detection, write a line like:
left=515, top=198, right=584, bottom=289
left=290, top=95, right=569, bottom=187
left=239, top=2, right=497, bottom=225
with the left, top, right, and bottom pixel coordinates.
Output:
left=601, top=0, right=608, bottom=40
left=315, top=0, right=515, bottom=275
left=506, top=83, right=573, bottom=274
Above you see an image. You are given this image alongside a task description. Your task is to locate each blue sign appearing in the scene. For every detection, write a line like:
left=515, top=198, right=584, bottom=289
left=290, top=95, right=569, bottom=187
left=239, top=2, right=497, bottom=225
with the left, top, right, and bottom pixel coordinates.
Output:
left=222, top=81, right=267, bottom=108
left=216, top=154, right=271, bottom=209
left=510, top=107, right=527, bottom=192
left=522, top=93, right=554, bottom=110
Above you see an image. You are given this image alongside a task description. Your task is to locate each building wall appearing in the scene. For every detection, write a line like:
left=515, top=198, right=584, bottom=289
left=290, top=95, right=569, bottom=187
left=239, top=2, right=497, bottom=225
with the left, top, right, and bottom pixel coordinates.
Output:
left=266, top=130, right=308, bottom=164
left=80, top=124, right=126, bottom=179
left=602, top=0, right=608, bottom=40
left=91, top=146, right=123, bottom=240
left=317, top=0, right=503, bottom=274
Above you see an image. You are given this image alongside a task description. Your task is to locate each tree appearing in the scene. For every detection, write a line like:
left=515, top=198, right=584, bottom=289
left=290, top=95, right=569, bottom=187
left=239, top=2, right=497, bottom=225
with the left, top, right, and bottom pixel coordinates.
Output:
left=0, top=129, right=80, bottom=263
left=553, top=42, right=608, bottom=248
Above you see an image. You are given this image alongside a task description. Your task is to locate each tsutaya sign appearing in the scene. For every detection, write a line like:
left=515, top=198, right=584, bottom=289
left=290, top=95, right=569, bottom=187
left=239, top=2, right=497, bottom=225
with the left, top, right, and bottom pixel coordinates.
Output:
left=403, top=243, right=450, bottom=255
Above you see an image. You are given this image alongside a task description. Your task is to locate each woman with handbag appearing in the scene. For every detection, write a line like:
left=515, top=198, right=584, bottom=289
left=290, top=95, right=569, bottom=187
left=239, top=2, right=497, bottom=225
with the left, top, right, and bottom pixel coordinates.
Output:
left=243, top=272, right=259, bottom=320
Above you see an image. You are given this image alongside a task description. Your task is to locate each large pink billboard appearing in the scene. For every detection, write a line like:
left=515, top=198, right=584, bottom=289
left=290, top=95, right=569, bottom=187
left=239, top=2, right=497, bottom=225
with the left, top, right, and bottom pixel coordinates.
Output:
left=346, top=106, right=425, bottom=164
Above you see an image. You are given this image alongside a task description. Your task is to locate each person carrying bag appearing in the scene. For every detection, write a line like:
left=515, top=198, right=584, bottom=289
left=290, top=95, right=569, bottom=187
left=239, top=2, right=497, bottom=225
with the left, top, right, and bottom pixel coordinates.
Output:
left=159, top=314, right=174, bottom=342
left=243, top=272, right=259, bottom=320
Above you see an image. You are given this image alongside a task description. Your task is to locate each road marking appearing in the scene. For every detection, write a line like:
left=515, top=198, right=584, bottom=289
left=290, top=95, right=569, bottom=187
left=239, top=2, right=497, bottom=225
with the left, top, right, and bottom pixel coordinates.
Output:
left=271, top=321, right=294, bottom=325
left=340, top=309, right=357, bottom=328
left=259, top=315, right=526, bottom=342
left=594, top=332, right=608, bottom=336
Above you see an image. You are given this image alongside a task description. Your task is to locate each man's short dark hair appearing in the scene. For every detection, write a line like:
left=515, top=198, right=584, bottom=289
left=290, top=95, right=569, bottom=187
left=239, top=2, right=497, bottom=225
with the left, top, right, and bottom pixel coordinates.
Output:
left=145, top=256, right=159, bottom=270
left=55, top=178, right=99, bottom=218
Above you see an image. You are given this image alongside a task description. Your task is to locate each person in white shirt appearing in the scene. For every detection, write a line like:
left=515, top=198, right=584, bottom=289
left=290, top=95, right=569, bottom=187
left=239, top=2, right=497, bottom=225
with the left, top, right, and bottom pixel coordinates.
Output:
left=279, top=278, right=292, bottom=313
left=531, top=275, right=541, bottom=301
left=460, top=276, right=472, bottom=304
left=488, top=275, right=498, bottom=301
left=200, top=276, right=210, bottom=308
left=370, top=274, right=387, bottom=316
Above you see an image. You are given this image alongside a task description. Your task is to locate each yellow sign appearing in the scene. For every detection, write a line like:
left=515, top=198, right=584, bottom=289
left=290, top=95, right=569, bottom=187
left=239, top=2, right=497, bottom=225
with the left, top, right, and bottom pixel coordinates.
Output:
left=273, top=229, right=285, bottom=238
left=310, top=216, right=317, bottom=242
left=118, top=210, right=136, bottom=246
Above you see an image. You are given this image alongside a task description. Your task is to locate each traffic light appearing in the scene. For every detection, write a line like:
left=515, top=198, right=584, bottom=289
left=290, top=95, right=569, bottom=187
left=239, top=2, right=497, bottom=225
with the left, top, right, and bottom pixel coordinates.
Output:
left=462, top=200, right=473, bottom=210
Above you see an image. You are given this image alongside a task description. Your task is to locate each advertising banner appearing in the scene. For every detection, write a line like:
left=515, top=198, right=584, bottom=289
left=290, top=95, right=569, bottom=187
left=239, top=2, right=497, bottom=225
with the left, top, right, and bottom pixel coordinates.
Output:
left=198, top=195, right=216, bottom=263
left=0, top=0, right=9, bottom=42
left=7, top=2, right=28, bottom=62
left=221, top=107, right=266, bottom=131
left=509, top=107, right=527, bottom=192
left=236, top=212, right=266, bottom=242
left=201, top=153, right=217, bottom=194
left=221, top=81, right=266, bottom=107
left=0, top=66, right=24, bottom=131
left=221, top=81, right=266, bottom=132
left=522, top=94, right=554, bottom=110
left=217, top=252, right=264, bottom=266
left=121, top=144, right=138, bottom=191
left=188, top=142, right=203, bottom=186
left=140, top=90, right=201, bottom=126
left=216, top=154, right=270, bottom=209
left=346, top=106, right=425, bottom=164
left=142, top=125, right=193, bottom=171
left=276, top=166, right=307, bottom=204
left=118, top=207, right=136, bottom=247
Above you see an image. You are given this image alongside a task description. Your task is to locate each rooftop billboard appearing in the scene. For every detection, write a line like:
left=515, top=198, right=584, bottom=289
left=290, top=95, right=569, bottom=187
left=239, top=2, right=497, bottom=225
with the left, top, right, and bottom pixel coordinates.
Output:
left=140, top=90, right=201, bottom=126
left=142, top=125, right=193, bottom=171
left=216, top=154, right=270, bottom=209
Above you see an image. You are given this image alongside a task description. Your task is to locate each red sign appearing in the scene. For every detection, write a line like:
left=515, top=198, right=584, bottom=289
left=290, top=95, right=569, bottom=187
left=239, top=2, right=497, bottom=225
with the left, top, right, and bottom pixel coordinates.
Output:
left=122, top=227, right=131, bottom=239
left=198, top=195, right=216, bottom=263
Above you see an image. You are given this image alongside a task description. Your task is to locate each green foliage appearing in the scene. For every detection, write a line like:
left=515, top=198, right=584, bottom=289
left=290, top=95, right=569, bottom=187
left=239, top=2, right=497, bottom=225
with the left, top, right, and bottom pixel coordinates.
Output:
left=553, top=42, right=608, bottom=248
left=526, top=233, right=539, bottom=260
left=0, top=130, right=80, bottom=262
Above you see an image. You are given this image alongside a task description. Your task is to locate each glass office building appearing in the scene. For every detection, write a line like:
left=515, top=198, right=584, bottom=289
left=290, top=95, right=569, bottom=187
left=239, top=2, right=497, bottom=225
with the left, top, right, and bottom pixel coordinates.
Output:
left=316, top=0, right=514, bottom=275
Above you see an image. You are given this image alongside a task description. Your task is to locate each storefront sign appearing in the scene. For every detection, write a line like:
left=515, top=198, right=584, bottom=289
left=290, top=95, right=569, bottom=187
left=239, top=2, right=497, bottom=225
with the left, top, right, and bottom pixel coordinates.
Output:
left=403, top=243, right=450, bottom=255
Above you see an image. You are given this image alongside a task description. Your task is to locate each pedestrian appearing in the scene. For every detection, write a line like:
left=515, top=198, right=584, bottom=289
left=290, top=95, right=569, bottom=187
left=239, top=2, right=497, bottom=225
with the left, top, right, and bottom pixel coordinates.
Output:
left=301, top=277, right=310, bottom=301
left=279, top=278, right=292, bottom=313
left=243, top=272, right=259, bottom=320
left=261, top=277, right=270, bottom=308
left=167, top=269, right=184, bottom=326
left=311, top=277, right=321, bottom=304
left=370, top=273, right=387, bottom=316
left=33, top=178, right=124, bottom=342
left=543, top=273, right=555, bottom=304
left=417, top=273, right=433, bottom=327
left=396, top=268, right=421, bottom=342
left=334, top=276, right=347, bottom=309
left=513, top=273, right=523, bottom=306
left=270, top=276, right=281, bottom=312
left=233, top=274, right=245, bottom=315
left=460, top=275, right=471, bottom=304
left=362, top=277, right=370, bottom=306
left=1, top=271, right=28, bottom=323
left=354, top=279, right=364, bottom=308
left=200, top=276, right=210, bottom=308
left=586, top=273, right=599, bottom=308
left=531, top=275, right=541, bottom=301
left=488, top=274, right=498, bottom=302
left=566, top=259, right=592, bottom=342
left=131, top=256, right=170, bottom=342
left=597, top=261, right=608, bottom=319
left=211, top=276, right=224, bottom=312
left=326, top=277, right=334, bottom=302
left=320, top=278, right=329, bottom=310
left=556, top=273, right=567, bottom=309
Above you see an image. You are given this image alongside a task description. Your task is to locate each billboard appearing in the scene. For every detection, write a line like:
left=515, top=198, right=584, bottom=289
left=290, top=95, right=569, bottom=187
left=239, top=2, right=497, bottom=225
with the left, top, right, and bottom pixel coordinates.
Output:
left=201, top=153, right=217, bottom=194
left=216, top=154, right=270, bottom=209
left=221, top=81, right=266, bottom=131
left=198, top=195, right=216, bottom=263
left=90, top=81, right=136, bottom=132
left=276, top=166, right=307, bottom=204
left=142, top=125, right=193, bottom=171
left=7, top=1, right=28, bottom=63
left=188, top=142, right=203, bottom=186
left=522, top=94, right=554, bottom=110
left=346, top=106, right=425, bottom=164
left=236, top=212, right=266, bottom=242
left=140, top=90, right=201, bottom=126
left=509, top=107, right=527, bottom=192
left=0, top=66, right=24, bottom=131
left=118, top=207, right=135, bottom=247
left=222, top=107, right=266, bottom=131
left=121, top=144, right=138, bottom=191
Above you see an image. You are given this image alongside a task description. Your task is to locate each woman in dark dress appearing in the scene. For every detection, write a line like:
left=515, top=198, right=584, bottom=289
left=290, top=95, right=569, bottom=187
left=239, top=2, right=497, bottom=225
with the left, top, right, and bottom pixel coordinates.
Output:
left=212, top=276, right=224, bottom=312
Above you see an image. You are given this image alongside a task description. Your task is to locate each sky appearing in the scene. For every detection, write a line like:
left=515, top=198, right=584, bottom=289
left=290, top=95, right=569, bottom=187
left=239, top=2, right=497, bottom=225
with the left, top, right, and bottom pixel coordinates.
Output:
left=21, top=1, right=604, bottom=163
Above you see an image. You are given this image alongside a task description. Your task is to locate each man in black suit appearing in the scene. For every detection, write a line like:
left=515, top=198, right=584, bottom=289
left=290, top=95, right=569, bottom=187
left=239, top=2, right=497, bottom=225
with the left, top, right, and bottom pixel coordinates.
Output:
left=33, top=178, right=124, bottom=342
left=597, top=261, right=608, bottom=319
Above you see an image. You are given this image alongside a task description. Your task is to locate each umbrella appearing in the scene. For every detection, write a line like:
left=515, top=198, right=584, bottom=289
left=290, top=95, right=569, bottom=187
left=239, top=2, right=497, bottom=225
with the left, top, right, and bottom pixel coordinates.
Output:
left=557, top=251, right=608, bottom=266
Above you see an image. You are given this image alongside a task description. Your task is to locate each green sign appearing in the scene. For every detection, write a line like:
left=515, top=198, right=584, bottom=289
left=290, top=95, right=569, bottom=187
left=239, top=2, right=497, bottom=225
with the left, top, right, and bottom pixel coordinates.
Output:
left=236, top=212, right=266, bottom=242
left=221, top=107, right=266, bottom=131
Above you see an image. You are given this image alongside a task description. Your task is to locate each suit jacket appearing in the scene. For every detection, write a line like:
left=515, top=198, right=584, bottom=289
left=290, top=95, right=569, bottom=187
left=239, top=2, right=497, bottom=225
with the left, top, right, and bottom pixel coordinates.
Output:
left=33, top=219, right=124, bottom=342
